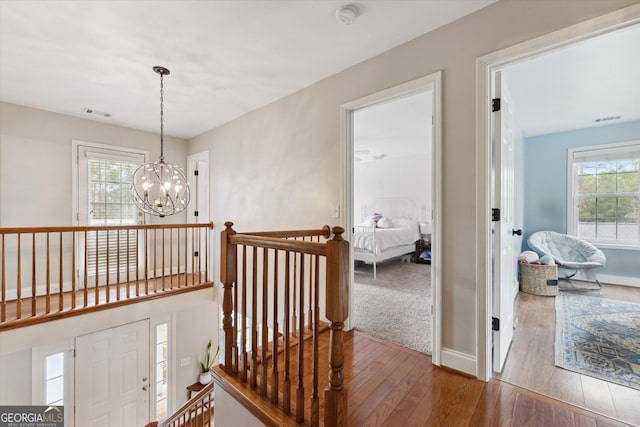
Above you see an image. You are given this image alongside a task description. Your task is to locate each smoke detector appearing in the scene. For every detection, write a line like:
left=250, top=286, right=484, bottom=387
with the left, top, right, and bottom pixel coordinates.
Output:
left=335, top=5, right=359, bottom=25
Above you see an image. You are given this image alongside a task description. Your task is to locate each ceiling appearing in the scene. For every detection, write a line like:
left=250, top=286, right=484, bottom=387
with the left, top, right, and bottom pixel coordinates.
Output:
left=0, top=0, right=494, bottom=139
left=504, top=24, right=640, bottom=138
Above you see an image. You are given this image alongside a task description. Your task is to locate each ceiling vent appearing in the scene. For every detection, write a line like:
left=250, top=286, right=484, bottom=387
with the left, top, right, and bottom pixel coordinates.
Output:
left=83, top=107, right=111, bottom=118
left=593, top=115, right=622, bottom=124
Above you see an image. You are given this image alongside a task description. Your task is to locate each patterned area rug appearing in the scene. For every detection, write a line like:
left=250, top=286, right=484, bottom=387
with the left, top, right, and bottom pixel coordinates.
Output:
left=555, top=293, right=640, bottom=390
left=353, top=260, right=431, bottom=354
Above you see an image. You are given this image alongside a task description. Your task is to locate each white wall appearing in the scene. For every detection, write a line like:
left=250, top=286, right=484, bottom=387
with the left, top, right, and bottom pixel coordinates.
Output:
left=354, top=154, right=430, bottom=223
left=0, top=102, right=188, bottom=227
left=188, top=0, right=638, bottom=366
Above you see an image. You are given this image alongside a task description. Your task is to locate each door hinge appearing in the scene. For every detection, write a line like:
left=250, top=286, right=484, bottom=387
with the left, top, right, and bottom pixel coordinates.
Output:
left=194, top=210, right=199, bottom=217
left=194, top=251, right=199, bottom=257
left=492, top=317, right=500, bottom=331
left=492, top=98, right=501, bottom=112
left=492, top=208, right=500, bottom=222
left=194, top=170, right=199, bottom=176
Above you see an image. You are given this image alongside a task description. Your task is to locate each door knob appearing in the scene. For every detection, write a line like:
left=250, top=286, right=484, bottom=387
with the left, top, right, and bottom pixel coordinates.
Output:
left=142, top=385, right=150, bottom=391
left=142, top=377, right=148, bottom=382
left=512, top=229, right=522, bottom=236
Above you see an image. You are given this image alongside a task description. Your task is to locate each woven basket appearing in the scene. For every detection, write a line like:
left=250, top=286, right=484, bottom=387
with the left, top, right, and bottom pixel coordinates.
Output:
left=519, top=263, right=558, bottom=296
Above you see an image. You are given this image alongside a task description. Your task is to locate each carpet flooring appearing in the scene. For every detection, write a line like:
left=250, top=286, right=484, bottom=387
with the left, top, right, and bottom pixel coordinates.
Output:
left=555, top=293, right=640, bottom=390
left=353, top=259, right=431, bottom=354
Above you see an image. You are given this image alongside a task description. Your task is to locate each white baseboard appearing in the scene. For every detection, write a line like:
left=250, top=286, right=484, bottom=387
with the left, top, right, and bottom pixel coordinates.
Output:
left=441, top=347, right=476, bottom=377
left=598, top=274, right=640, bottom=287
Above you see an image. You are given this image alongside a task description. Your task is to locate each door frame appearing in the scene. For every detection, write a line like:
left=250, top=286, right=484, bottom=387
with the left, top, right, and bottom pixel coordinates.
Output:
left=340, top=71, right=443, bottom=365
left=475, top=5, right=640, bottom=381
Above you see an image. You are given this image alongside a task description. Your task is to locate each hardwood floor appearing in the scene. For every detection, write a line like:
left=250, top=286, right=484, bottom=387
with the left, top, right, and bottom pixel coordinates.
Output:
left=496, top=285, right=640, bottom=426
left=217, top=329, right=633, bottom=426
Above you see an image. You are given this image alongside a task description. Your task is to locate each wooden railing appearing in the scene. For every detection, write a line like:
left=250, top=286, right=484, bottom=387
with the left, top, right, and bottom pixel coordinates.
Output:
left=0, top=222, right=214, bottom=330
left=216, top=222, right=349, bottom=426
left=146, top=381, right=214, bottom=427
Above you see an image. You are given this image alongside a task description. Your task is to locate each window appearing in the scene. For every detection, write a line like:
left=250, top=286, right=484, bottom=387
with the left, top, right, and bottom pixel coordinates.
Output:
left=155, top=322, right=169, bottom=419
left=73, top=141, right=148, bottom=278
left=569, top=141, right=640, bottom=248
left=45, top=352, right=65, bottom=406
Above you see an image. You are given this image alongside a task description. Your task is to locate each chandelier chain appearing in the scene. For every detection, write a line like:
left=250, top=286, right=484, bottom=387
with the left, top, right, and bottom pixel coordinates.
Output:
left=159, top=72, right=164, bottom=162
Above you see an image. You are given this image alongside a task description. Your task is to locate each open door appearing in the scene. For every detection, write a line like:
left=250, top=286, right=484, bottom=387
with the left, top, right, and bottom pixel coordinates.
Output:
left=492, top=70, right=518, bottom=373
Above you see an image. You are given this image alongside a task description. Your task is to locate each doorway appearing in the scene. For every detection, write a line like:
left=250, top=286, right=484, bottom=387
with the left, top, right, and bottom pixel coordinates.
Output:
left=477, top=6, right=640, bottom=424
left=341, top=71, right=442, bottom=364
left=75, top=319, right=150, bottom=426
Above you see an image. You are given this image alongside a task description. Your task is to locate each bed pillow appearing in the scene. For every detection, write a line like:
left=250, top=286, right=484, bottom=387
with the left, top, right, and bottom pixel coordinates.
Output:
left=357, top=218, right=376, bottom=227
left=377, top=217, right=393, bottom=228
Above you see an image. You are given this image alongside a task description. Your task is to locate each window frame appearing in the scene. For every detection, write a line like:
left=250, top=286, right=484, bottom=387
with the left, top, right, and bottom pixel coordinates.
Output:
left=567, top=140, right=640, bottom=250
left=32, top=340, right=75, bottom=427
left=72, top=140, right=150, bottom=281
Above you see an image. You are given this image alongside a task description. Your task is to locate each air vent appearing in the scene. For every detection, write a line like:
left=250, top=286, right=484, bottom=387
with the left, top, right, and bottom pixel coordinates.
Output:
left=83, top=107, right=111, bottom=118
left=594, top=115, right=622, bottom=123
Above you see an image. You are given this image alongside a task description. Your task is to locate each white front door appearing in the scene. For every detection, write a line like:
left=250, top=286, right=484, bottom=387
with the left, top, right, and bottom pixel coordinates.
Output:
left=187, top=151, right=210, bottom=224
left=75, top=320, right=150, bottom=427
left=492, top=70, right=517, bottom=373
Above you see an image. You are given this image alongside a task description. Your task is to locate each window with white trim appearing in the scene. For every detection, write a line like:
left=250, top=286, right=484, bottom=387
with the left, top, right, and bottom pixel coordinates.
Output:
left=45, top=352, right=65, bottom=406
left=569, top=141, right=640, bottom=248
left=155, top=322, right=169, bottom=420
left=73, top=141, right=148, bottom=279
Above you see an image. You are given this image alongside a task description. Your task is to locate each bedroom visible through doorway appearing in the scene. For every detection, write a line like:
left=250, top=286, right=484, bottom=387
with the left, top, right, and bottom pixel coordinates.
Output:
left=341, top=72, right=442, bottom=361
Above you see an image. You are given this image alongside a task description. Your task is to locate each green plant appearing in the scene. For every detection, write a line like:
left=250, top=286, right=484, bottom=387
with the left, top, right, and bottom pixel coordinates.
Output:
left=199, top=339, right=219, bottom=373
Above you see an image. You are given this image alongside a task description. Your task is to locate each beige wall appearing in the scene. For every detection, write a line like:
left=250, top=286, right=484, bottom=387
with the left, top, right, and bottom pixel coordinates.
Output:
left=188, top=0, right=638, bottom=361
left=0, top=102, right=189, bottom=226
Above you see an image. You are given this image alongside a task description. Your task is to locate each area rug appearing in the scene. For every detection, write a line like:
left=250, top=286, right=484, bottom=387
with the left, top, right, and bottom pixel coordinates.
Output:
left=353, top=260, right=431, bottom=354
left=555, top=293, right=640, bottom=390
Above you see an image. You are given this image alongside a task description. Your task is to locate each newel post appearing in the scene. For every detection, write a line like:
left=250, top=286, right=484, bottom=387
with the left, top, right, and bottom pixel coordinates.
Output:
left=324, top=226, right=349, bottom=427
left=220, top=221, right=237, bottom=373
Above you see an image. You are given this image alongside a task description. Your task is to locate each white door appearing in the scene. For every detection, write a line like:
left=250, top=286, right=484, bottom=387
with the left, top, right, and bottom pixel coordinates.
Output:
left=187, top=152, right=210, bottom=224
left=492, top=70, right=518, bottom=373
left=76, top=320, right=150, bottom=427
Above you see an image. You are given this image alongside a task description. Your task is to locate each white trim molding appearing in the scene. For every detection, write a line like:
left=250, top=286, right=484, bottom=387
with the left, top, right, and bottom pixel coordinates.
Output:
left=476, top=4, right=640, bottom=381
left=441, top=348, right=477, bottom=376
left=340, top=71, right=443, bottom=366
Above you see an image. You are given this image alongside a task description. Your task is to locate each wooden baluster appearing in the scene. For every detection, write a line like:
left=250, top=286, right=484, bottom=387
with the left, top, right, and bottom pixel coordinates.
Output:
left=1, top=234, right=6, bottom=322
left=126, top=230, right=131, bottom=299
left=205, top=225, right=210, bottom=282
left=296, top=252, right=305, bottom=424
left=271, top=249, right=279, bottom=405
left=324, top=227, right=349, bottom=427
left=250, top=246, right=258, bottom=387
left=58, top=232, right=63, bottom=312
left=46, top=233, right=51, bottom=314
left=176, top=228, right=181, bottom=288
left=283, top=251, right=291, bottom=414
left=32, top=233, right=36, bottom=316
left=292, top=246, right=298, bottom=338
left=116, top=229, right=121, bottom=299
left=144, top=229, right=149, bottom=295
left=83, top=231, right=88, bottom=307
left=308, top=239, right=313, bottom=330
left=191, top=227, right=195, bottom=286
left=161, top=229, right=166, bottom=291
left=169, top=228, right=173, bottom=289
left=106, top=230, right=110, bottom=303
left=220, top=222, right=237, bottom=373
left=16, top=233, right=22, bottom=320
left=95, top=231, right=100, bottom=305
left=135, top=230, right=140, bottom=297
left=311, top=253, right=320, bottom=426
left=240, top=245, right=248, bottom=382
left=71, top=231, right=76, bottom=309
left=198, top=226, right=202, bottom=284
left=232, top=244, right=239, bottom=373
left=184, top=227, right=188, bottom=287
left=153, top=228, right=157, bottom=293
left=260, top=248, right=268, bottom=396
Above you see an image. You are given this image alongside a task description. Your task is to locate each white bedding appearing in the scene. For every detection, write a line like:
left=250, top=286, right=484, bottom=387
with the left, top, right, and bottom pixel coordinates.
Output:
left=353, top=219, right=420, bottom=255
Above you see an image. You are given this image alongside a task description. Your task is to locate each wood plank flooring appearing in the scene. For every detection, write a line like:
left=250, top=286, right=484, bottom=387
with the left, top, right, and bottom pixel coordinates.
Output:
left=216, top=329, right=633, bottom=426
left=496, top=285, right=640, bottom=426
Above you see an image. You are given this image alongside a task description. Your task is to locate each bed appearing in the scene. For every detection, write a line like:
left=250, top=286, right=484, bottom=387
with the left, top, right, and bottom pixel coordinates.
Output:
left=352, top=198, right=423, bottom=279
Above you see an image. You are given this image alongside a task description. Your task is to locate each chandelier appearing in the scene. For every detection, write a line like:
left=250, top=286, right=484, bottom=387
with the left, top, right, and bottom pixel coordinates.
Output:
left=131, top=66, right=190, bottom=218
